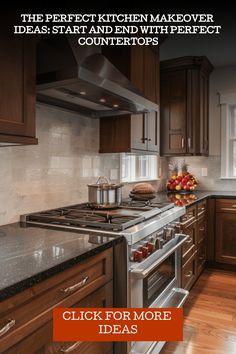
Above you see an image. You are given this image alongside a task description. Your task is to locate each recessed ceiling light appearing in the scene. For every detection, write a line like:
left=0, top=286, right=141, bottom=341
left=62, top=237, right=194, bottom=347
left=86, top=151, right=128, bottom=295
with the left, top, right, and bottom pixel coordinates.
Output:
left=79, top=91, right=86, bottom=95
left=113, top=104, right=119, bottom=108
left=100, top=98, right=106, bottom=103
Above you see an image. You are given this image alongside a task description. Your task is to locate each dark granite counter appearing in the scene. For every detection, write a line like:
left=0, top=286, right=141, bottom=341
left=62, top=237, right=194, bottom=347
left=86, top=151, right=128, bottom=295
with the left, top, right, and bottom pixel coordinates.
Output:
left=0, top=222, right=121, bottom=301
left=1, top=191, right=236, bottom=301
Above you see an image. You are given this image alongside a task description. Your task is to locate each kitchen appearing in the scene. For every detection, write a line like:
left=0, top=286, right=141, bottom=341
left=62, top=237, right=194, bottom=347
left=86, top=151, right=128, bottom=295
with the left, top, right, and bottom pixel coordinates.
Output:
left=0, top=9, right=236, bottom=354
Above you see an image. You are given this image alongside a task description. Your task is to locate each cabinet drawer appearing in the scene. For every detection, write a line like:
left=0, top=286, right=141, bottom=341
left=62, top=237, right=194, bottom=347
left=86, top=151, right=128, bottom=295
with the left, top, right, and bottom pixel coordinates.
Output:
left=197, top=216, right=207, bottom=244
left=3, top=281, right=113, bottom=354
left=197, top=241, right=206, bottom=276
left=216, top=199, right=236, bottom=213
left=182, top=251, right=197, bottom=290
left=197, top=200, right=207, bottom=216
left=180, top=205, right=197, bottom=228
left=0, top=249, right=113, bottom=351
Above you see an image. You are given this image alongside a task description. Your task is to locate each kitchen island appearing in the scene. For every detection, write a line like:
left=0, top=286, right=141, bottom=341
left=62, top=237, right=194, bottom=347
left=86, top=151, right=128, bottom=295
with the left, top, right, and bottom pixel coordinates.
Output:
left=0, top=222, right=121, bottom=301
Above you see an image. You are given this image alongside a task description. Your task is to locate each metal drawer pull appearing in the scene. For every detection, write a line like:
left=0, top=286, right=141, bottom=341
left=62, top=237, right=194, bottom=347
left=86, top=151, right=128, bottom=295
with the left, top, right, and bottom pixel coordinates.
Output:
left=60, top=341, right=82, bottom=353
left=188, top=137, right=191, bottom=148
left=60, top=276, right=89, bottom=293
left=180, top=216, right=196, bottom=228
left=232, top=205, right=236, bottom=208
left=186, top=237, right=193, bottom=244
left=221, top=207, right=236, bottom=212
left=199, top=227, right=205, bottom=231
left=185, top=271, right=193, bottom=278
left=0, top=319, right=15, bottom=337
left=181, top=137, right=185, bottom=148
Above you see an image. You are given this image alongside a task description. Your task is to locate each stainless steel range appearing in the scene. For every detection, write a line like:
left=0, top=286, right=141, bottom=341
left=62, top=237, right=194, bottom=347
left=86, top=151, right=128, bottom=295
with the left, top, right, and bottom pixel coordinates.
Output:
left=21, top=197, right=189, bottom=354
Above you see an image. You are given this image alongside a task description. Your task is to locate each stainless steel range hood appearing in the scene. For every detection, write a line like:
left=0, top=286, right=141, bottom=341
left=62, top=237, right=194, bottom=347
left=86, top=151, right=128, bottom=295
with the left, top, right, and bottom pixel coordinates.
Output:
left=36, top=36, right=158, bottom=118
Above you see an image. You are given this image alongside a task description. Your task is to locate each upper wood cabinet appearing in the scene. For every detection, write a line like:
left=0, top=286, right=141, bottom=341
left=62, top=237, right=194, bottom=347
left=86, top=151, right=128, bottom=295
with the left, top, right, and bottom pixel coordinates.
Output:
left=160, top=56, right=213, bottom=156
left=0, top=15, right=38, bottom=146
left=99, top=46, right=159, bottom=154
left=215, top=199, right=236, bottom=265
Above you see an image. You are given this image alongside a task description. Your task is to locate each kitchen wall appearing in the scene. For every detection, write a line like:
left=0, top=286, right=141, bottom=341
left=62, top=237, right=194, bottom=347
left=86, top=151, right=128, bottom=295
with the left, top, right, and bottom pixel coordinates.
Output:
left=170, top=65, right=236, bottom=191
left=2, top=66, right=234, bottom=226
left=0, top=104, right=118, bottom=225
left=0, top=104, right=166, bottom=226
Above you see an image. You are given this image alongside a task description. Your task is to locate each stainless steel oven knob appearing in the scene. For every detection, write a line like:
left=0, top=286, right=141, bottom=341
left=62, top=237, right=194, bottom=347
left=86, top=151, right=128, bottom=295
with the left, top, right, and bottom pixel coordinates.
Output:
left=155, top=237, right=164, bottom=249
left=163, top=226, right=175, bottom=241
left=131, top=248, right=143, bottom=262
left=170, top=222, right=181, bottom=233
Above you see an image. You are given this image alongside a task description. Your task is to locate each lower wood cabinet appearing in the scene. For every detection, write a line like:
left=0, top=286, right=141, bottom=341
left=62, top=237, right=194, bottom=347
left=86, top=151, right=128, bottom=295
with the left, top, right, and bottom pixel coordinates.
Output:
left=180, top=200, right=207, bottom=290
left=196, top=240, right=207, bottom=275
left=182, top=251, right=197, bottom=290
left=0, top=248, right=113, bottom=354
left=215, top=199, right=236, bottom=265
left=4, top=281, right=113, bottom=354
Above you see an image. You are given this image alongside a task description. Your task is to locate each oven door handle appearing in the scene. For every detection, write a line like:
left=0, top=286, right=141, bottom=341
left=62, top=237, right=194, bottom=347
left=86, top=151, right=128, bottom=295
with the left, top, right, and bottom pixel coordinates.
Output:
left=130, top=234, right=188, bottom=279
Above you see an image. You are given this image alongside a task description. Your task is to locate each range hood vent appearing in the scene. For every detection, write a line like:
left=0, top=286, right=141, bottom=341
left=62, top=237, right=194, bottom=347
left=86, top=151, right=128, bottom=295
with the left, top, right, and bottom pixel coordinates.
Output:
left=36, top=36, right=158, bottom=118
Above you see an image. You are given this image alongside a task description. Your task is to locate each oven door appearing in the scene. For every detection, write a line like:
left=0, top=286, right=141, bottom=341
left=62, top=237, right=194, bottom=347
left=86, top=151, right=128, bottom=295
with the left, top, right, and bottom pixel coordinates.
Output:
left=130, top=234, right=189, bottom=308
left=129, top=234, right=189, bottom=354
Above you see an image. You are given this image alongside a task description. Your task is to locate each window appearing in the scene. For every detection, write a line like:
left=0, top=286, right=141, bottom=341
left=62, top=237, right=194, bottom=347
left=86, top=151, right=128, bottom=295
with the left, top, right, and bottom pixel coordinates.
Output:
left=120, top=153, right=158, bottom=183
left=220, top=92, right=236, bottom=178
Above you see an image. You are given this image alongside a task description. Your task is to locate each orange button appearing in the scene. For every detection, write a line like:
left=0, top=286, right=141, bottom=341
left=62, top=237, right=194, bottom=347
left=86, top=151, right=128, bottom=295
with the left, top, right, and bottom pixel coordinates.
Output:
left=53, top=308, right=183, bottom=342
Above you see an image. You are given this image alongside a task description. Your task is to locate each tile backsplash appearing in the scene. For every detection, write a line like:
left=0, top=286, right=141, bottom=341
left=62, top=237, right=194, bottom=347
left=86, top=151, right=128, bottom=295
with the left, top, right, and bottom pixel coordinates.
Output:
left=0, top=104, right=119, bottom=225
left=0, top=104, right=166, bottom=226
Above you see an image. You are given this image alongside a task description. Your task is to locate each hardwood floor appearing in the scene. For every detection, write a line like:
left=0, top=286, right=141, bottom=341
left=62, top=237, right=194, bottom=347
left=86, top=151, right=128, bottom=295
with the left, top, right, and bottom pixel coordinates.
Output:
left=161, top=270, right=236, bottom=354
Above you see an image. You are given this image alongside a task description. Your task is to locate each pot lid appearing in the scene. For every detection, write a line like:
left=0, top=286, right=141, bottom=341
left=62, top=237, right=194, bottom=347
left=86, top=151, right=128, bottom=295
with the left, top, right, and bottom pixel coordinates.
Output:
left=87, top=176, right=123, bottom=189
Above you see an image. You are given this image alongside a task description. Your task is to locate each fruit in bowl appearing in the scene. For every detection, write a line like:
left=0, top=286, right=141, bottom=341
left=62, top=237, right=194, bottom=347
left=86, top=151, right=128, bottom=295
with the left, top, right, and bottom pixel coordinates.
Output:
left=166, top=172, right=198, bottom=192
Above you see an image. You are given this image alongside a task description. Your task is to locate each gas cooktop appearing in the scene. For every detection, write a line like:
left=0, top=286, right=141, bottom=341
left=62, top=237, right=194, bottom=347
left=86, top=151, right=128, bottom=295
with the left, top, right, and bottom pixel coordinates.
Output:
left=21, top=200, right=175, bottom=232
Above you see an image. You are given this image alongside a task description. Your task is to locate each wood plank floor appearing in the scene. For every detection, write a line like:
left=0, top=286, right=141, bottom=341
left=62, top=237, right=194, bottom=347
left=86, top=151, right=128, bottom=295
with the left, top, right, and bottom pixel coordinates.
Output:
left=161, top=269, right=236, bottom=354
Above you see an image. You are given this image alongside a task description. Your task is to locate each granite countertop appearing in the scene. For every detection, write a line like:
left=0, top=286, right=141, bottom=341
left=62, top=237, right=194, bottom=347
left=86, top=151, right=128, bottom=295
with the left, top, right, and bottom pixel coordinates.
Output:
left=0, top=223, right=121, bottom=301
left=1, top=190, right=236, bottom=301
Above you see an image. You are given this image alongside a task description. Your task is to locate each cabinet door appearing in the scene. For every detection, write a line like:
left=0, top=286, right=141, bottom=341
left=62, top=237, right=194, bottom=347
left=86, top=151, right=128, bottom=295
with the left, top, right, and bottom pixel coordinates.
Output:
left=131, top=114, right=148, bottom=150
left=196, top=240, right=206, bottom=276
left=216, top=213, right=236, bottom=265
left=143, top=47, right=157, bottom=102
left=0, top=34, right=36, bottom=141
left=147, top=111, right=159, bottom=152
left=131, top=45, right=144, bottom=93
left=4, top=282, right=113, bottom=354
left=200, top=72, right=209, bottom=155
left=160, top=70, right=187, bottom=155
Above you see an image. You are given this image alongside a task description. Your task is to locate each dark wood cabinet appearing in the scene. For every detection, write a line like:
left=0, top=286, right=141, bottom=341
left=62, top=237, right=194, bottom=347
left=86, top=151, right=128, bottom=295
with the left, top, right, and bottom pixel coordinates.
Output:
left=0, top=17, right=38, bottom=146
left=4, top=282, right=113, bottom=354
left=180, top=199, right=208, bottom=290
left=0, top=249, right=113, bottom=353
left=99, top=46, right=159, bottom=154
left=180, top=205, right=197, bottom=290
left=216, top=199, right=236, bottom=265
left=160, top=56, right=213, bottom=156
